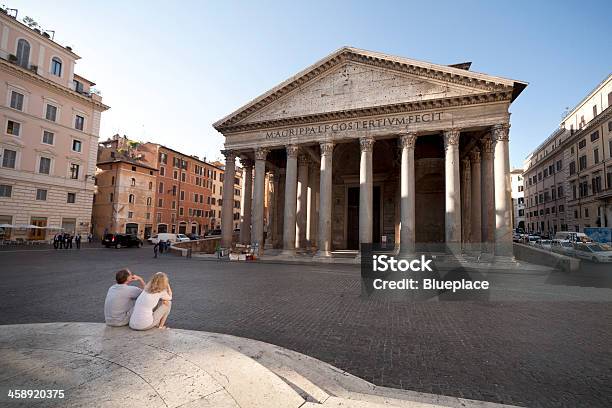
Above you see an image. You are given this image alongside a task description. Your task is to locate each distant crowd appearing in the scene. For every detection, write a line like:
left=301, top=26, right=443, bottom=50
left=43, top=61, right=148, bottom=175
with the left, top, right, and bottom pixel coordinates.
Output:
left=52, top=232, right=93, bottom=249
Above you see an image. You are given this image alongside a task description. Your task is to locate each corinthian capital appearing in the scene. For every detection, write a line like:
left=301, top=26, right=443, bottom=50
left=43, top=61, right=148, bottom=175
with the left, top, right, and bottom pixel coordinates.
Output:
left=481, top=136, right=494, bottom=154
left=360, top=136, right=375, bottom=152
left=320, top=142, right=334, bottom=156
left=470, top=148, right=481, bottom=163
left=239, top=157, right=254, bottom=168
left=444, top=129, right=460, bottom=147
left=286, top=144, right=299, bottom=158
left=221, top=150, right=236, bottom=161
left=399, top=132, right=417, bottom=149
left=491, top=123, right=510, bottom=142
left=254, top=147, right=269, bottom=161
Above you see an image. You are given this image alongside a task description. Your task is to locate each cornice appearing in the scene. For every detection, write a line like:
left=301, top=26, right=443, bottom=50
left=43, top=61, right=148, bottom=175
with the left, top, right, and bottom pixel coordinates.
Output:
left=218, top=90, right=512, bottom=134
left=0, top=60, right=110, bottom=112
left=214, top=48, right=521, bottom=131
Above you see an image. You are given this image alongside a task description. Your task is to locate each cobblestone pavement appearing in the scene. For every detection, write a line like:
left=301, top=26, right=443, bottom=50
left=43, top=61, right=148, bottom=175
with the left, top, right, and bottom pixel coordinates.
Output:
left=1, top=247, right=611, bottom=407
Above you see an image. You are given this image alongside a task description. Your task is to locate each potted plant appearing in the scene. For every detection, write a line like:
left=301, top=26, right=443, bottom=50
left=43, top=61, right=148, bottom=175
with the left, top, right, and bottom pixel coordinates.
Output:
left=29, top=65, right=38, bottom=73
left=65, top=46, right=72, bottom=52
left=42, top=32, right=50, bottom=39
left=8, top=54, right=17, bottom=63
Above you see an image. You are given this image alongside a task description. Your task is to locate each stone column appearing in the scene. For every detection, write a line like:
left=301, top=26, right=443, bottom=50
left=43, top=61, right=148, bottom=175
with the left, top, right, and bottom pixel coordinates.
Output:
left=399, top=132, right=416, bottom=254
left=315, top=142, right=334, bottom=257
left=282, top=145, right=299, bottom=255
left=493, top=124, right=513, bottom=256
left=481, top=136, right=495, bottom=252
left=470, top=148, right=482, bottom=246
left=265, top=171, right=276, bottom=248
left=461, top=157, right=471, bottom=244
left=359, top=137, right=375, bottom=248
left=252, top=147, right=268, bottom=255
left=274, top=170, right=285, bottom=247
left=239, top=158, right=253, bottom=244
left=308, top=164, right=319, bottom=249
left=221, top=150, right=236, bottom=248
left=444, top=129, right=461, bottom=247
left=295, top=154, right=310, bottom=250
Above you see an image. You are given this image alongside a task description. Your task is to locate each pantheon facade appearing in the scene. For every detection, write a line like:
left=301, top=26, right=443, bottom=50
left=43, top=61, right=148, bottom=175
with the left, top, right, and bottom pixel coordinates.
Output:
left=214, top=47, right=527, bottom=258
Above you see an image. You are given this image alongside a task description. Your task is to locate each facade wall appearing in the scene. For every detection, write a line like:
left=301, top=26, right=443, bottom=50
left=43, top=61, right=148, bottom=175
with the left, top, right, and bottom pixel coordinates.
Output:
left=92, top=161, right=157, bottom=239
left=0, top=12, right=107, bottom=240
left=524, top=75, right=612, bottom=235
left=510, top=169, right=525, bottom=230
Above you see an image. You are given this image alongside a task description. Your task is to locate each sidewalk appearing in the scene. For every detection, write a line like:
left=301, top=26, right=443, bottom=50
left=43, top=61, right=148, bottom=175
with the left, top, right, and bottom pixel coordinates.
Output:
left=0, top=323, right=519, bottom=408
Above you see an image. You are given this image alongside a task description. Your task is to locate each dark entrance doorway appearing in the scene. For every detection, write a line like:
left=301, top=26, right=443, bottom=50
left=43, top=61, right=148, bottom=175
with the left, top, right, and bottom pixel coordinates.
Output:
left=125, top=223, right=138, bottom=235
left=346, top=186, right=381, bottom=249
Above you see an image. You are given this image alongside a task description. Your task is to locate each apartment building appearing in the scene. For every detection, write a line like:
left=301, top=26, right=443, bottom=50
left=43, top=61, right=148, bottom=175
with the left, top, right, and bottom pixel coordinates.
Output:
left=0, top=10, right=109, bottom=240
left=210, top=160, right=242, bottom=231
left=140, top=143, right=213, bottom=235
left=510, top=168, right=525, bottom=231
left=524, top=74, right=612, bottom=235
left=92, top=157, right=157, bottom=239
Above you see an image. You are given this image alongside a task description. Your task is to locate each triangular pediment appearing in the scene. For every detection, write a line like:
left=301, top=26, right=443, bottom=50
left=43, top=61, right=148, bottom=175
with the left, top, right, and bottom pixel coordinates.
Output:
left=214, top=47, right=527, bottom=131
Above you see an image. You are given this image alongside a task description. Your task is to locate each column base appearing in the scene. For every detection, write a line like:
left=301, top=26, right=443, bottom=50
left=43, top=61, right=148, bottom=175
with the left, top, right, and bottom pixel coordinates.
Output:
left=313, top=250, right=332, bottom=259
left=280, top=248, right=296, bottom=257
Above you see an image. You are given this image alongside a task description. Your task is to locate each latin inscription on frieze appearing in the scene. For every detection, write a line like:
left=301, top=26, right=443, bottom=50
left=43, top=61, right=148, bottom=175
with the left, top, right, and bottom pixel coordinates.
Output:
left=265, top=112, right=443, bottom=140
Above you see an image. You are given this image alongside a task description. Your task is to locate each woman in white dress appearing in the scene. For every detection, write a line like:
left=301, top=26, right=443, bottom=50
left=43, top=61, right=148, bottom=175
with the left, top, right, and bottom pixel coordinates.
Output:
left=129, top=272, right=173, bottom=330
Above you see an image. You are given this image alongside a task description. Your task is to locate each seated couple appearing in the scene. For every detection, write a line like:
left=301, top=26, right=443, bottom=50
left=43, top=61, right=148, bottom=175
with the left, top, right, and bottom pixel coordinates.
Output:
left=104, top=268, right=172, bottom=330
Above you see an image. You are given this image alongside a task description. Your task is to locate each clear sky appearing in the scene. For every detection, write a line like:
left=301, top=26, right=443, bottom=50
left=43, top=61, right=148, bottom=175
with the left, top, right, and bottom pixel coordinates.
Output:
left=13, top=0, right=612, bottom=168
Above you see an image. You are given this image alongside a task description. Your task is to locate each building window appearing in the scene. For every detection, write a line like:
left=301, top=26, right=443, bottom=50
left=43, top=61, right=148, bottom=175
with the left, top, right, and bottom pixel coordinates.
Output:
left=39, top=157, right=51, bottom=174
left=556, top=160, right=562, bottom=171
left=16, top=39, right=30, bottom=68
left=146, top=212, right=150, bottom=220
left=0, top=184, right=12, bottom=197
left=70, top=163, right=79, bottom=179
left=72, top=139, right=82, bottom=152
left=594, top=148, right=599, bottom=164
left=593, top=105, right=597, bottom=117
left=179, top=207, right=184, bottom=216
left=128, top=211, right=133, bottom=219
left=148, top=181, right=153, bottom=190
left=181, top=173, right=186, bottom=182
left=172, top=185, right=177, bottom=196
left=160, top=167, right=165, bottom=176
left=559, top=205, right=564, bottom=212
left=51, top=57, right=62, bottom=76
left=585, top=208, right=589, bottom=218
left=2, top=149, right=16, bottom=168
left=131, top=178, right=136, bottom=186
left=42, top=131, right=54, bottom=145
left=73, top=79, right=84, bottom=93
left=10, top=91, right=24, bottom=111
left=36, top=189, right=47, bottom=201
left=67, top=192, right=76, bottom=203
left=557, top=186, right=563, bottom=197
left=158, top=198, right=163, bottom=207
left=75, top=115, right=84, bottom=131
left=590, top=131, right=599, bottom=142
left=579, top=155, right=587, bottom=171
left=159, top=182, right=164, bottom=194
left=173, top=170, right=178, bottom=179
left=45, top=104, right=58, bottom=122
left=146, top=197, right=152, bottom=206
left=6, top=120, right=20, bottom=136
left=131, top=166, right=136, bottom=171
left=578, top=139, right=586, bottom=149
left=129, top=194, right=135, bottom=204
left=110, top=193, right=114, bottom=202
left=171, top=200, right=176, bottom=209
left=180, top=191, right=185, bottom=201
left=569, top=161, right=576, bottom=175
left=111, top=176, right=115, bottom=185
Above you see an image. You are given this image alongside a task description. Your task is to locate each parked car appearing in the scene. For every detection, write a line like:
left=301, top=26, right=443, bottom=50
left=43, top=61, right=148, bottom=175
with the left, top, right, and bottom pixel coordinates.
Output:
left=206, top=229, right=222, bottom=237
left=551, top=239, right=575, bottom=257
left=573, top=242, right=612, bottom=263
left=535, top=239, right=552, bottom=251
left=524, top=235, right=539, bottom=245
left=102, top=233, right=143, bottom=249
left=176, top=234, right=190, bottom=242
left=554, top=231, right=591, bottom=243
left=512, top=232, right=522, bottom=242
left=186, top=233, right=201, bottom=240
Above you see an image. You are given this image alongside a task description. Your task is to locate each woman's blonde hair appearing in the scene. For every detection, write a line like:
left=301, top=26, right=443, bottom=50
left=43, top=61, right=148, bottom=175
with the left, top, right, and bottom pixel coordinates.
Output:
left=146, top=272, right=169, bottom=293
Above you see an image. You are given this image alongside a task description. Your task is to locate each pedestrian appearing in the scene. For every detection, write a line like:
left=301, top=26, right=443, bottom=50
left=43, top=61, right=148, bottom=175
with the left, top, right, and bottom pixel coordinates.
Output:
left=75, top=234, right=81, bottom=249
left=66, top=233, right=73, bottom=249
left=58, top=233, right=64, bottom=249
left=159, top=240, right=164, bottom=254
left=166, top=240, right=171, bottom=255
left=153, top=242, right=159, bottom=258
left=87, top=233, right=93, bottom=243
left=53, top=234, right=59, bottom=249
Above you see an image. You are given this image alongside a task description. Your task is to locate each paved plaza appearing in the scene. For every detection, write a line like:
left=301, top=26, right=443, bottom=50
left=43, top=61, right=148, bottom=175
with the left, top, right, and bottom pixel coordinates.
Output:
left=1, top=246, right=611, bottom=407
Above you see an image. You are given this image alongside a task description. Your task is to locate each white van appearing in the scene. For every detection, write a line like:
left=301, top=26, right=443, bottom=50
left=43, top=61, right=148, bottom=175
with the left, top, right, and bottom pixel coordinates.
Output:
left=149, top=233, right=179, bottom=244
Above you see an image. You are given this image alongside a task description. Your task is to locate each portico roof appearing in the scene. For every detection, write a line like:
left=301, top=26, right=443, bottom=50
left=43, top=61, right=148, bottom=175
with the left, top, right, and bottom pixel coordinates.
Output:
left=214, top=46, right=527, bottom=132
